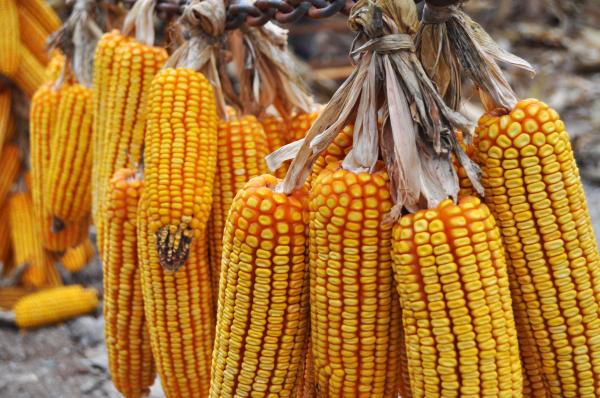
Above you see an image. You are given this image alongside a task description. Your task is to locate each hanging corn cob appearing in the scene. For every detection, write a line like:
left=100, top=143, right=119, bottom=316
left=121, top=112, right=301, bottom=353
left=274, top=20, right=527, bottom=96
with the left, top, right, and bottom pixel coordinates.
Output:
left=209, top=174, right=311, bottom=397
left=14, top=45, right=48, bottom=97
left=261, top=115, right=288, bottom=178
left=96, top=32, right=167, bottom=252
left=45, top=83, right=93, bottom=226
left=0, top=88, right=14, bottom=151
left=0, top=144, right=20, bottom=205
left=18, top=5, right=52, bottom=65
left=92, top=31, right=129, bottom=226
left=8, top=193, right=61, bottom=288
left=456, top=131, right=479, bottom=198
left=104, top=168, right=156, bottom=398
left=11, top=285, right=97, bottom=329
left=46, top=51, right=67, bottom=82
left=288, top=112, right=318, bottom=143
left=60, top=239, right=95, bottom=273
left=20, top=0, right=61, bottom=35
left=138, top=66, right=217, bottom=397
left=392, top=196, right=522, bottom=397
left=309, top=164, right=404, bottom=397
left=0, top=0, right=20, bottom=78
left=476, top=99, right=600, bottom=397
left=208, top=115, right=269, bottom=294
left=308, top=127, right=353, bottom=186
left=0, top=286, right=36, bottom=310
left=30, top=83, right=87, bottom=252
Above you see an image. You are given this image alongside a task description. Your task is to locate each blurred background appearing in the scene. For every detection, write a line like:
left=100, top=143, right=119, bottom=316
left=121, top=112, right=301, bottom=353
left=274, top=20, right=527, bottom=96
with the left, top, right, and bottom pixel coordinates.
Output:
left=1, top=0, right=600, bottom=397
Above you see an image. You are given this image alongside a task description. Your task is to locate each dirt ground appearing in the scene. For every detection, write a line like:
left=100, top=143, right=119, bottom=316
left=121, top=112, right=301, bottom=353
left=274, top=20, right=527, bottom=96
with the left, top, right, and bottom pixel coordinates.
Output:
left=2, top=1, right=600, bottom=397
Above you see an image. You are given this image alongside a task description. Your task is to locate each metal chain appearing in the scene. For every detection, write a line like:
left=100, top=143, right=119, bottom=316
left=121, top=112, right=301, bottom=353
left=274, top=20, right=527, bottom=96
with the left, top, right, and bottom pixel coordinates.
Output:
left=119, top=0, right=427, bottom=29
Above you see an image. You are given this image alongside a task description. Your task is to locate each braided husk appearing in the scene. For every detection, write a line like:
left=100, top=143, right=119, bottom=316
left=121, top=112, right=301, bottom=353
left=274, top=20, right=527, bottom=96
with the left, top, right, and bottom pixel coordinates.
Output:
left=267, top=0, right=482, bottom=220
left=416, top=2, right=535, bottom=112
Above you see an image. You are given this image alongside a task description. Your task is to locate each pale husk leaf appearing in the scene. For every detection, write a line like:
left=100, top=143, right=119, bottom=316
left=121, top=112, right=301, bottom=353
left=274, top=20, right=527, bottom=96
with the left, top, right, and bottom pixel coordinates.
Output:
left=122, top=0, right=156, bottom=46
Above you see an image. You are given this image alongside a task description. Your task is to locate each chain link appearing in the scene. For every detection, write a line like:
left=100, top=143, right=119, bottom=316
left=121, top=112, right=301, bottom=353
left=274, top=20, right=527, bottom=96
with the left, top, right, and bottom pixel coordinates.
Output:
left=120, top=0, right=426, bottom=29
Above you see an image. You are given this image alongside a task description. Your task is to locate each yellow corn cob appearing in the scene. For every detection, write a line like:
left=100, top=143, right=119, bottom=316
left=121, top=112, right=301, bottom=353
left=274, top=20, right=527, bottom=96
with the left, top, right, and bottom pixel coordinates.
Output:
left=20, top=0, right=61, bottom=35
left=103, top=168, right=156, bottom=398
left=60, top=239, right=95, bottom=273
left=14, top=45, right=47, bottom=97
left=92, top=31, right=129, bottom=225
left=0, top=144, right=19, bottom=205
left=46, top=83, right=93, bottom=224
left=96, top=40, right=167, bottom=252
left=208, top=115, right=269, bottom=294
left=30, top=83, right=87, bottom=252
left=13, top=285, right=98, bottom=329
left=392, top=196, right=523, bottom=398
left=309, top=126, right=353, bottom=186
left=46, top=51, right=67, bottom=82
left=209, top=174, right=310, bottom=397
left=0, top=88, right=14, bottom=151
left=288, top=112, right=318, bottom=143
left=138, top=67, right=217, bottom=398
left=455, top=131, right=479, bottom=198
left=476, top=98, right=600, bottom=397
left=309, top=163, right=403, bottom=397
left=261, top=115, right=288, bottom=178
left=0, top=287, right=36, bottom=310
left=0, top=200, right=11, bottom=267
left=143, top=67, right=218, bottom=271
left=8, top=193, right=61, bottom=288
left=0, top=0, right=20, bottom=78
left=18, top=5, right=51, bottom=65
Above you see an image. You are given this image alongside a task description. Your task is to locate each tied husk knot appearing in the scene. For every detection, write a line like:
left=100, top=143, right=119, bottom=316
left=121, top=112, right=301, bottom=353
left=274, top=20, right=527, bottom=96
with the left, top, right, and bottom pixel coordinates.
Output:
left=48, top=0, right=103, bottom=87
left=165, top=0, right=228, bottom=117
left=267, top=0, right=482, bottom=220
left=122, top=0, right=157, bottom=46
left=416, top=2, right=535, bottom=112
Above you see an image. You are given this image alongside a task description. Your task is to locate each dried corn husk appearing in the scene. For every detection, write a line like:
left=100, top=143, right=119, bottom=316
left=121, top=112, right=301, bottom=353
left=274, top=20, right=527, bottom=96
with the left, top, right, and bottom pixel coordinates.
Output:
left=268, top=0, right=482, bottom=220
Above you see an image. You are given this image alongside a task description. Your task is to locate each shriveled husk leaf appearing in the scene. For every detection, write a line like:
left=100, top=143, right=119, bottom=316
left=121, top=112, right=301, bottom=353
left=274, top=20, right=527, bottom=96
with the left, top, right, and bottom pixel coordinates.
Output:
left=231, top=23, right=314, bottom=118
left=48, top=0, right=104, bottom=87
left=416, top=2, right=535, bottom=113
left=267, top=0, right=483, bottom=220
left=122, top=0, right=157, bottom=46
left=165, top=0, right=229, bottom=118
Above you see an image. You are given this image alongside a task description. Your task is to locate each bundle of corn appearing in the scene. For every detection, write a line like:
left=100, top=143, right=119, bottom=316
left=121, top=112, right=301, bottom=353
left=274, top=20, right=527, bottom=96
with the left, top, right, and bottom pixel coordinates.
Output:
left=9, top=285, right=98, bottom=329
left=209, top=174, right=311, bottom=397
left=137, top=55, right=217, bottom=398
left=103, top=168, right=156, bottom=398
left=208, top=115, right=269, bottom=294
left=60, top=239, right=95, bottom=273
left=93, top=2, right=168, bottom=250
left=8, top=193, right=61, bottom=288
left=416, top=1, right=600, bottom=395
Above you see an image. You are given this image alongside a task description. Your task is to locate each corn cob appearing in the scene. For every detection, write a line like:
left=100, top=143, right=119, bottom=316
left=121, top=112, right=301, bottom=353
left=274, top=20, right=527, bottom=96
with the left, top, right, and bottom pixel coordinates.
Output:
left=18, top=5, right=51, bottom=65
left=96, top=40, right=167, bottom=251
left=261, top=115, right=288, bottom=178
left=14, top=45, right=47, bottom=97
left=46, top=83, right=93, bottom=224
left=0, top=144, right=20, bottom=205
left=0, top=0, right=20, bottom=78
left=92, top=31, right=129, bottom=225
left=208, top=115, right=269, bottom=294
left=20, top=0, right=61, bottom=35
left=60, top=239, right=95, bottom=273
left=0, top=200, right=11, bottom=267
left=137, top=67, right=217, bottom=398
left=309, top=164, right=403, bottom=397
left=104, top=168, right=156, bottom=398
left=476, top=98, right=600, bottom=397
left=46, top=51, right=67, bottom=82
left=0, top=88, right=14, bottom=151
left=288, top=112, right=318, bottom=143
left=209, top=174, right=310, bottom=397
left=309, top=126, right=353, bottom=186
left=456, top=131, right=479, bottom=198
left=392, top=196, right=523, bottom=398
left=143, top=67, right=218, bottom=271
left=13, top=285, right=98, bottom=329
left=0, top=287, right=36, bottom=310
left=8, top=193, right=61, bottom=288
